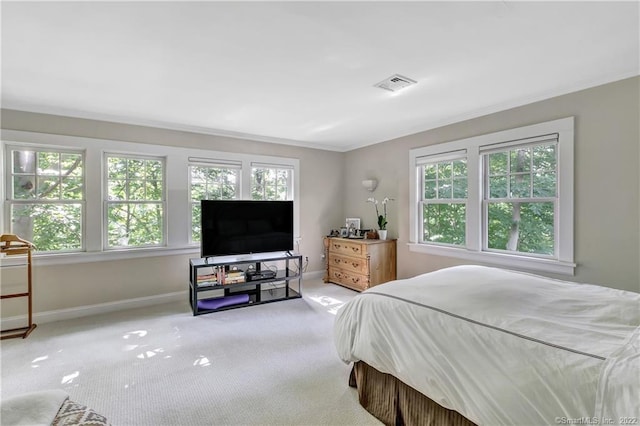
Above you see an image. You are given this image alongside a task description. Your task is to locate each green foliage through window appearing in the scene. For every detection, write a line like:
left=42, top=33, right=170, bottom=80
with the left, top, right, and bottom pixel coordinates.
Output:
left=252, top=168, right=291, bottom=200
left=190, top=165, right=239, bottom=242
left=421, top=158, right=467, bottom=246
left=106, top=155, right=164, bottom=248
left=484, top=143, right=557, bottom=255
left=9, top=148, right=84, bottom=252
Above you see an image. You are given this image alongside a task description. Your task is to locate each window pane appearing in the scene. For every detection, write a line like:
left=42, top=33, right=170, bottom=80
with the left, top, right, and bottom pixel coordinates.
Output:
left=127, top=159, right=145, bottom=179
left=38, top=152, right=60, bottom=175
left=251, top=167, right=291, bottom=201
left=37, top=177, right=61, bottom=199
left=533, top=144, right=556, bottom=171
left=510, top=175, right=531, bottom=198
left=108, top=157, right=127, bottom=179
left=192, top=203, right=201, bottom=242
left=61, top=153, right=83, bottom=176
left=533, top=171, right=556, bottom=197
left=107, top=203, right=163, bottom=247
left=61, top=177, right=83, bottom=200
left=452, top=178, right=467, bottom=198
left=13, top=176, right=35, bottom=199
left=189, top=165, right=239, bottom=242
left=13, top=150, right=35, bottom=173
left=129, top=180, right=145, bottom=200
left=11, top=203, right=82, bottom=251
left=106, top=155, right=165, bottom=248
left=437, top=181, right=452, bottom=199
left=8, top=147, right=85, bottom=254
left=146, top=180, right=163, bottom=200
left=489, top=176, right=507, bottom=198
left=489, top=152, right=507, bottom=175
left=510, top=148, right=531, bottom=173
left=424, top=164, right=436, bottom=180
left=422, top=159, right=466, bottom=201
left=424, top=180, right=437, bottom=199
left=423, top=203, right=466, bottom=245
left=487, top=202, right=554, bottom=255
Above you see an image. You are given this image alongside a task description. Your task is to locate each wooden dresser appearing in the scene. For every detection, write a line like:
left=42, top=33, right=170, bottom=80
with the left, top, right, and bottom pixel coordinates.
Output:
left=324, top=237, right=397, bottom=292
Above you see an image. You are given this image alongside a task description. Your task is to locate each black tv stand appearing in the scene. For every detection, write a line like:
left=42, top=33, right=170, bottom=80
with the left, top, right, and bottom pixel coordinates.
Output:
left=189, top=252, right=303, bottom=316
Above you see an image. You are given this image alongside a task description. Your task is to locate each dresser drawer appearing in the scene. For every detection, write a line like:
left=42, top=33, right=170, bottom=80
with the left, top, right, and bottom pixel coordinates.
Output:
left=327, top=268, right=369, bottom=292
left=328, top=253, right=368, bottom=275
left=327, top=239, right=366, bottom=258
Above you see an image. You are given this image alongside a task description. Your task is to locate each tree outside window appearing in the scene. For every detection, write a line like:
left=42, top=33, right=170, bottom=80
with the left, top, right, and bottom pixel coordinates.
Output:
left=190, top=165, right=239, bottom=242
left=251, top=167, right=291, bottom=200
left=105, top=155, right=164, bottom=248
left=8, top=148, right=84, bottom=252
left=485, top=143, right=556, bottom=256
left=420, top=158, right=467, bottom=246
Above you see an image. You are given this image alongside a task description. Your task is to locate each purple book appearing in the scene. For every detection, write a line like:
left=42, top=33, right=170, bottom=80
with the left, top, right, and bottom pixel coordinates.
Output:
left=197, top=294, right=250, bottom=310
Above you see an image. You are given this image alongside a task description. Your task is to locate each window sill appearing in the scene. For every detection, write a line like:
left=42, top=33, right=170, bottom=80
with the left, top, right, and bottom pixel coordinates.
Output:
left=407, top=243, right=576, bottom=276
left=23, top=246, right=201, bottom=267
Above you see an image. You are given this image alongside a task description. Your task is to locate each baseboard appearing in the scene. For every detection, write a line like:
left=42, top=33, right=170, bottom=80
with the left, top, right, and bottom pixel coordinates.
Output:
left=1, top=271, right=325, bottom=329
left=0, top=291, right=184, bottom=329
left=303, top=270, right=324, bottom=280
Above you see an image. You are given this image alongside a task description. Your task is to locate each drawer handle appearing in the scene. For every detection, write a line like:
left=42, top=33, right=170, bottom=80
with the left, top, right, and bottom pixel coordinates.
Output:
left=351, top=277, right=360, bottom=283
left=351, top=247, right=360, bottom=253
left=351, top=262, right=359, bottom=268
left=333, top=244, right=341, bottom=249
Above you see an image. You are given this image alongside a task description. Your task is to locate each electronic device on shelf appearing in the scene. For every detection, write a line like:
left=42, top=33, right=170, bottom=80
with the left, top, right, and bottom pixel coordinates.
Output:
left=245, top=270, right=277, bottom=281
left=200, top=200, right=294, bottom=258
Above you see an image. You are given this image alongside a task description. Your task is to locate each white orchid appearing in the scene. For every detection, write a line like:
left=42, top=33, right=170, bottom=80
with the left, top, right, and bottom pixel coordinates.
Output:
left=367, top=196, right=394, bottom=230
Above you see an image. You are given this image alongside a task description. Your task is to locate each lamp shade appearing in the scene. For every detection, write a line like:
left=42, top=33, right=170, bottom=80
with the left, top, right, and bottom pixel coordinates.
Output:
left=362, top=179, right=377, bottom=192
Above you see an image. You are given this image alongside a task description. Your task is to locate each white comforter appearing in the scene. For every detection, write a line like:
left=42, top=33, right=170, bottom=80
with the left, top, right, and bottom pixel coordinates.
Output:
left=334, top=265, right=640, bottom=426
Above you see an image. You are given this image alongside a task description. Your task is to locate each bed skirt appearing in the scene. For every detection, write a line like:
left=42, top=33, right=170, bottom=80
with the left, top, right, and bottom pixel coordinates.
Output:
left=349, top=361, right=476, bottom=426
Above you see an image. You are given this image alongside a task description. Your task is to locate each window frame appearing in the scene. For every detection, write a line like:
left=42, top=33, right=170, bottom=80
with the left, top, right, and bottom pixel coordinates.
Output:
left=4, top=144, right=86, bottom=253
left=1, top=130, right=300, bottom=266
left=409, top=117, right=575, bottom=275
left=188, top=159, right=242, bottom=244
left=103, top=153, right=167, bottom=250
left=418, top=152, right=468, bottom=247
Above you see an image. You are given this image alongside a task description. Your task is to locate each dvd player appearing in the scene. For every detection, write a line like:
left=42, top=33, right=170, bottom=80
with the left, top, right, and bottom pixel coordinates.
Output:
left=245, top=270, right=277, bottom=281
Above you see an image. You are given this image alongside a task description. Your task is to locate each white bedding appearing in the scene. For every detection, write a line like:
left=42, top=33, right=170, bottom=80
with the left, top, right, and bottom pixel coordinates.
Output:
left=334, top=265, right=640, bottom=425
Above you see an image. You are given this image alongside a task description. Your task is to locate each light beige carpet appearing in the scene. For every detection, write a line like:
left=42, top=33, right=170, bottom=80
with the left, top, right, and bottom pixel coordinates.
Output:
left=1, top=277, right=380, bottom=426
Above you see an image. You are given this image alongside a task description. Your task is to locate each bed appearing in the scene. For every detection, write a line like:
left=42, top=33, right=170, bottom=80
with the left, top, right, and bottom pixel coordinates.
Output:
left=334, top=265, right=640, bottom=426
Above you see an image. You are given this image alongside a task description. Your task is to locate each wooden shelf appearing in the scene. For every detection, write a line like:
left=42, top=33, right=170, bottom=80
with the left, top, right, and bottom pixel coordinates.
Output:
left=1, top=234, right=37, bottom=340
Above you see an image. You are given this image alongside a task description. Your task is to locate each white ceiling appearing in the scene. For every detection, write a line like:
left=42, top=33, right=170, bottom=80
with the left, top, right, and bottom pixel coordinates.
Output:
left=2, top=1, right=639, bottom=152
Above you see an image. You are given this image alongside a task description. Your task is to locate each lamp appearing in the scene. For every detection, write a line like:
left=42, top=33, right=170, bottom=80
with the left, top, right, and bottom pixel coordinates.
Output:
left=362, top=179, right=377, bottom=192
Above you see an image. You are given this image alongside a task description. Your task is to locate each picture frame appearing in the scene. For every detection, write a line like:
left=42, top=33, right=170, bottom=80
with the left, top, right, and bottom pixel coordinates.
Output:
left=345, top=218, right=360, bottom=234
left=339, top=227, right=349, bottom=237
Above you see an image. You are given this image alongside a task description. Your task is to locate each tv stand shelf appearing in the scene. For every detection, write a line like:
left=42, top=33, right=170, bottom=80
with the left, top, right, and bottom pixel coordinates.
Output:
left=189, top=252, right=303, bottom=316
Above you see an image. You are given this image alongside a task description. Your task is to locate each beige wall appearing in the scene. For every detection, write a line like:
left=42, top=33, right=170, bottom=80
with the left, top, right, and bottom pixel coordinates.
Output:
left=1, top=75, right=638, bottom=319
left=344, top=76, right=640, bottom=293
left=0, top=110, right=344, bottom=315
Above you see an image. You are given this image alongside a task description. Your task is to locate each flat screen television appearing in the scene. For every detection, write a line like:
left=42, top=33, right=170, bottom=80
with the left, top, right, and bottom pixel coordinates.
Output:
left=200, top=200, right=294, bottom=258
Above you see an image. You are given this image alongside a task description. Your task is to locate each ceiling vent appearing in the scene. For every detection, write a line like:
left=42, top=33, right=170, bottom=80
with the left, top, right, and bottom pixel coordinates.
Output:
left=374, top=74, right=417, bottom=92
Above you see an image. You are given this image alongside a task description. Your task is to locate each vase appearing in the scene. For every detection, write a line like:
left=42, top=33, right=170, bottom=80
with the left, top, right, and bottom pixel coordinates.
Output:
left=378, top=230, right=387, bottom=240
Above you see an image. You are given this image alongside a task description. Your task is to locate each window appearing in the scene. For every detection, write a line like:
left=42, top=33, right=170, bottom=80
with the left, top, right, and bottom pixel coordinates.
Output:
left=6, top=146, right=84, bottom=252
left=409, top=117, right=574, bottom=275
left=419, top=152, right=467, bottom=246
left=189, top=162, right=240, bottom=242
left=251, top=163, right=293, bottom=200
left=105, top=154, right=165, bottom=249
left=2, top=130, right=300, bottom=264
left=483, top=139, right=557, bottom=256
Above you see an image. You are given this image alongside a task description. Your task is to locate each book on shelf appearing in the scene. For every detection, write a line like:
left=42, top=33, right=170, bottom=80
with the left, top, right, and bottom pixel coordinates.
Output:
left=196, top=267, right=220, bottom=286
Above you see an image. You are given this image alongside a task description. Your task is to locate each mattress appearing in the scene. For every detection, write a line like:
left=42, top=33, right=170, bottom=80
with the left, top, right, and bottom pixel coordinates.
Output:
left=334, top=265, right=640, bottom=425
